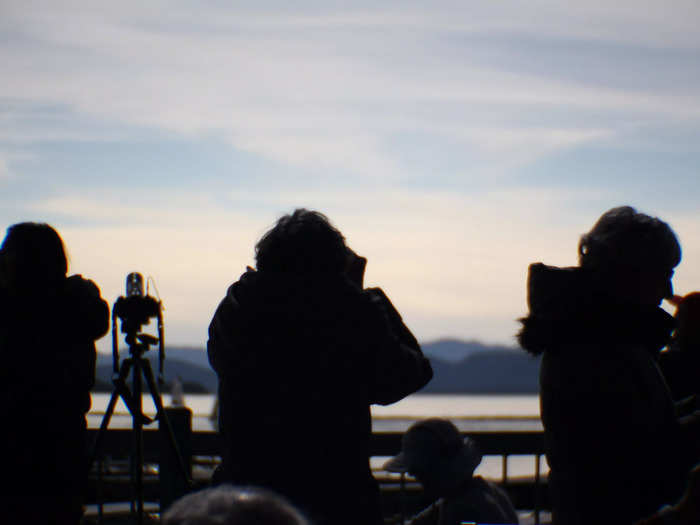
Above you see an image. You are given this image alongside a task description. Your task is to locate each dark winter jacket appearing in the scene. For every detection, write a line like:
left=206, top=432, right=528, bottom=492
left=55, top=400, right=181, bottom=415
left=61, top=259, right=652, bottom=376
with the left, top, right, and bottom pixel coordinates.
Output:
left=407, top=476, right=519, bottom=525
left=0, top=274, right=109, bottom=523
left=658, top=342, right=700, bottom=403
left=208, top=269, right=433, bottom=525
left=518, top=263, right=689, bottom=525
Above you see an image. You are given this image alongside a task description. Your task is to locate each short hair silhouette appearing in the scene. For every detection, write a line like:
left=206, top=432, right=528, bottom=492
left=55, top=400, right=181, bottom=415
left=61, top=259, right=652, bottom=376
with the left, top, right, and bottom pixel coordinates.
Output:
left=162, top=485, right=310, bottom=525
left=255, top=208, right=347, bottom=274
left=578, top=206, right=680, bottom=272
left=1, top=221, right=68, bottom=288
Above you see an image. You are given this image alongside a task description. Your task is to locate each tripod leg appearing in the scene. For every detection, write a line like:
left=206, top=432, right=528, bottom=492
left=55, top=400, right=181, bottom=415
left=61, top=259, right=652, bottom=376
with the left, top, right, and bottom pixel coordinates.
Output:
left=141, top=359, right=193, bottom=487
left=87, top=358, right=133, bottom=473
left=132, top=353, right=146, bottom=525
left=115, top=358, right=152, bottom=426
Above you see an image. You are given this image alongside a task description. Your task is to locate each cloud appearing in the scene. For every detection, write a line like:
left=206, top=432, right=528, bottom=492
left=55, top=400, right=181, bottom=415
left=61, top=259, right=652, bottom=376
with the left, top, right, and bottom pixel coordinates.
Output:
left=38, top=184, right=601, bottom=345
left=2, top=2, right=699, bottom=185
left=8, top=2, right=699, bottom=49
left=0, top=157, right=9, bottom=181
left=15, top=174, right=700, bottom=347
left=0, top=149, right=33, bottom=183
left=2, top=2, right=700, bottom=346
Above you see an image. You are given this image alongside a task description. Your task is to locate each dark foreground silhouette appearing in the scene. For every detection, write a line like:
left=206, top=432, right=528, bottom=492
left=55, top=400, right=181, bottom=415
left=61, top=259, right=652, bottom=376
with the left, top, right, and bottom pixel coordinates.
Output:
left=0, top=222, right=109, bottom=524
left=208, top=209, right=433, bottom=525
left=518, top=206, right=700, bottom=525
left=163, top=485, right=310, bottom=525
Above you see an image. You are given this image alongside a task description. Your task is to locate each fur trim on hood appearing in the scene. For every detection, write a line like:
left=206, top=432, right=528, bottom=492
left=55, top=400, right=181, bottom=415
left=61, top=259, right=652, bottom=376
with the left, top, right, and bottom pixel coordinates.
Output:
left=517, top=263, right=675, bottom=356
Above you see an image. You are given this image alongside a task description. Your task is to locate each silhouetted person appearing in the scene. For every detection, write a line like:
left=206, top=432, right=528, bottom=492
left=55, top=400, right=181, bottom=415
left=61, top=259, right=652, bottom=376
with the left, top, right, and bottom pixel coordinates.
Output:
left=383, top=418, right=518, bottom=525
left=208, top=209, right=433, bottom=525
left=659, top=293, right=700, bottom=403
left=0, top=222, right=109, bottom=524
left=162, top=485, right=310, bottom=525
left=518, top=206, right=700, bottom=525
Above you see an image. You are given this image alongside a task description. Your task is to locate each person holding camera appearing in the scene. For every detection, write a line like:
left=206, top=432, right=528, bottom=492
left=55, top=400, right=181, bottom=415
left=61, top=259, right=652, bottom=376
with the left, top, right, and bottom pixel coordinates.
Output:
left=518, top=206, right=700, bottom=525
left=207, top=208, right=433, bottom=525
left=0, top=222, right=109, bottom=524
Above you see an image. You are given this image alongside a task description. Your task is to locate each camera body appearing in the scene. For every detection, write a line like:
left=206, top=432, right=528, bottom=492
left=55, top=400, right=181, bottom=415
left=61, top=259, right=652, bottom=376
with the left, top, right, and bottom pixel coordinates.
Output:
left=126, top=272, right=144, bottom=297
left=114, top=294, right=160, bottom=335
left=111, top=272, right=164, bottom=377
left=114, top=272, right=160, bottom=337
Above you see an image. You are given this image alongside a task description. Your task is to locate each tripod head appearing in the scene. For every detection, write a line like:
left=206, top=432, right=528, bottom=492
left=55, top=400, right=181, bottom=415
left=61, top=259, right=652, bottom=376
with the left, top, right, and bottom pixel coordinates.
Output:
left=111, top=272, right=165, bottom=382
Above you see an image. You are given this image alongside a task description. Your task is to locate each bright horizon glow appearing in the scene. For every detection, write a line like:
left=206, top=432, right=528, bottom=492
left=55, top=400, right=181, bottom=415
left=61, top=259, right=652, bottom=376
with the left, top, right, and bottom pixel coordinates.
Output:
left=2, top=2, right=700, bottom=350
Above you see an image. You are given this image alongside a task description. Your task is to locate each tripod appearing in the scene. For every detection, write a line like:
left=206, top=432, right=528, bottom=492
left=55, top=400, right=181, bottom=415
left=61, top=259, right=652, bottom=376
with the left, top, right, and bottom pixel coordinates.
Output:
left=89, top=290, right=192, bottom=525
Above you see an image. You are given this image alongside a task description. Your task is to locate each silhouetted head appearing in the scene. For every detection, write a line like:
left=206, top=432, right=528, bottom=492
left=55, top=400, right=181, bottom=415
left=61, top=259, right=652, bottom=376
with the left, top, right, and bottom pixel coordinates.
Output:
left=578, top=206, right=680, bottom=307
left=0, top=222, right=68, bottom=293
left=255, top=209, right=348, bottom=274
left=383, top=418, right=482, bottom=498
left=162, top=485, right=310, bottom=525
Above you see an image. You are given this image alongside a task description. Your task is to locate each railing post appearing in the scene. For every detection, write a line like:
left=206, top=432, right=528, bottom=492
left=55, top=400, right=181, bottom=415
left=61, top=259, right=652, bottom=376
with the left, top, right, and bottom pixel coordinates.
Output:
left=159, top=406, right=192, bottom=513
left=534, top=454, right=541, bottom=525
left=399, top=472, right=406, bottom=525
left=97, top=456, right=104, bottom=524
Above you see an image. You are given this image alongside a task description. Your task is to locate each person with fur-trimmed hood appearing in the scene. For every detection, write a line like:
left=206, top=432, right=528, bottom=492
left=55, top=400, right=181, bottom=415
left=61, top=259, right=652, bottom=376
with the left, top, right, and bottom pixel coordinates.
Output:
left=517, top=206, right=699, bottom=525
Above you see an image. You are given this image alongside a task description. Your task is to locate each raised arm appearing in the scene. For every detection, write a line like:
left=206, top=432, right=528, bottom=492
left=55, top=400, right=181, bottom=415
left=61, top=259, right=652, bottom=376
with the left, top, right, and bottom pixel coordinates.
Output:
left=363, top=287, right=433, bottom=405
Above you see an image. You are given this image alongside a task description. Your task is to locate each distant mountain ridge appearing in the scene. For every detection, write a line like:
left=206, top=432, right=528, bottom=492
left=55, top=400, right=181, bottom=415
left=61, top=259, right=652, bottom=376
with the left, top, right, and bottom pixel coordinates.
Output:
left=420, top=338, right=521, bottom=363
left=94, top=349, right=217, bottom=393
left=93, top=339, right=538, bottom=394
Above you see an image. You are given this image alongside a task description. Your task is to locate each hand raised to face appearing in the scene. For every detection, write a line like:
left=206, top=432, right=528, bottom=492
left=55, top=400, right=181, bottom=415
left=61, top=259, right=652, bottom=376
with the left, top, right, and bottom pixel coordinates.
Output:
left=345, top=248, right=367, bottom=289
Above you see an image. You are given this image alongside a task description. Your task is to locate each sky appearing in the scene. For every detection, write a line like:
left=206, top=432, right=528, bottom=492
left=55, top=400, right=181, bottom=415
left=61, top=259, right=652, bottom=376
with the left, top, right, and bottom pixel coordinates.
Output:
left=2, top=1, right=700, bottom=351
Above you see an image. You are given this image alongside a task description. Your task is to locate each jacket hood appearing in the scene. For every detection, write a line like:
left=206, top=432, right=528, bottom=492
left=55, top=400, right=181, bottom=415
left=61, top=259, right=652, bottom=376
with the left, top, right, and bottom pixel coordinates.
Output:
left=224, top=268, right=360, bottom=321
left=517, top=263, right=675, bottom=356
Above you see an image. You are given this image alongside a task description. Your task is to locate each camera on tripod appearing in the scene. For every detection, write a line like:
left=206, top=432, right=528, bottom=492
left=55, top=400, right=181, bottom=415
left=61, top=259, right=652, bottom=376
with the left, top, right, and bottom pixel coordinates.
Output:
left=111, top=272, right=164, bottom=382
left=90, top=272, right=191, bottom=524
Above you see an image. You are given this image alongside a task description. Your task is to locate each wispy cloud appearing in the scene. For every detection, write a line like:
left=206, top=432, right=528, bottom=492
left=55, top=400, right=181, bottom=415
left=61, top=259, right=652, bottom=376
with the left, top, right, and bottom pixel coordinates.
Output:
left=2, top=2, right=698, bottom=183
left=37, top=185, right=602, bottom=346
left=0, top=155, right=9, bottom=181
left=2, top=2, right=699, bottom=344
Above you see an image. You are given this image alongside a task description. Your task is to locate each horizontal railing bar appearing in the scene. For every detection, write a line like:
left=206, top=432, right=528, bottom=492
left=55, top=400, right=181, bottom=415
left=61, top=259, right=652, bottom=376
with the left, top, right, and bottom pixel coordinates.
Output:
left=87, top=429, right=546, bottom=459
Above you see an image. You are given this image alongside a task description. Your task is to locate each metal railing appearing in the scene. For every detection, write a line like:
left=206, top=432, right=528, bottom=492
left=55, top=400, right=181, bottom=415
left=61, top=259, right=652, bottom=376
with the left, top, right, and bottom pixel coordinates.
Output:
left=86, top=412, right=547, bottom=523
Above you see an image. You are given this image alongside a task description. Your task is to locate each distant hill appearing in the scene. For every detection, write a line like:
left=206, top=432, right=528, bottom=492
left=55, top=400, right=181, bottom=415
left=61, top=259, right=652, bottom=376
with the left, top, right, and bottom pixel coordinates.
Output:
left=93, top=340, right=539, bottom=394
left=420, top=340, right=539, bottom=393
left=420, top=350, right=539, bottom=394
left=94, top=348, right=217, bottom=394
left=420, top=338, right=520, bottom=363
